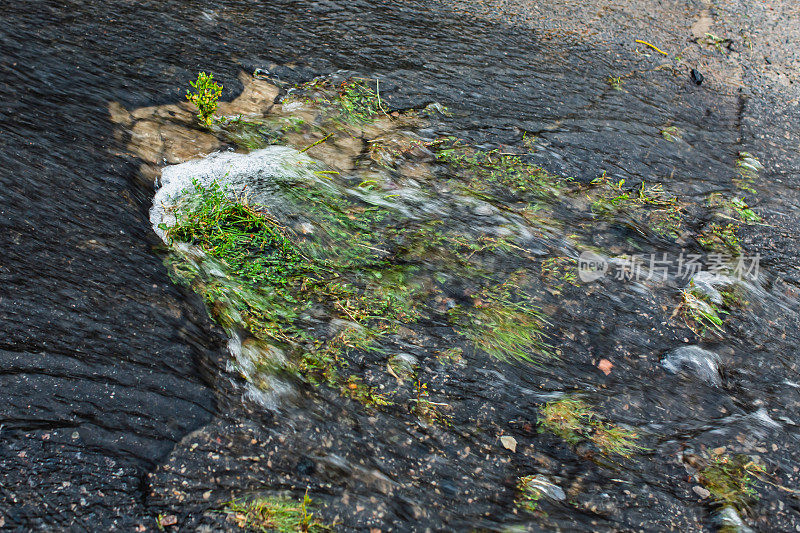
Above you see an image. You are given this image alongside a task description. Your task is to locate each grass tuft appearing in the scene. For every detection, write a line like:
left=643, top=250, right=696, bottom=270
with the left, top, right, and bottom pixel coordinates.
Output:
left=449, top=272, right=551, bottom=363
left=223, top=492, right=331, bottom=532
left=700, top=454, right=763, bottom=511
left=432, top=137, right=565, bottom=201
left=590, top=176, right=684, bottom=239
left=676, top=289, right=726, bottom=337
left=698, top=222, right=742, bottom=254
left=734, top=152, right=762, bottom=194
left=539, top=397, right=643, bottom=457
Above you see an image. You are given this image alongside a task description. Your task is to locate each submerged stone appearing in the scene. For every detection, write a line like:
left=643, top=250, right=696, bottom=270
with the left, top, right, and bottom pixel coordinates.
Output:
left=714, top=505, right=754, bottom=533
left=521, top=475, right=566, bottom=502
left=688, top=271, right=735, bottom=305
left=661, top=345, right=722, bottom=386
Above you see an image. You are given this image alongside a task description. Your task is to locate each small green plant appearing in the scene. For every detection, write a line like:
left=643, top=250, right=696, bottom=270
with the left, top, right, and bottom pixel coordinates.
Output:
left=541, top=257, right=579, bottom=290
left=661, top=126, right=682, bottom=142
left=539, top=397, right=594, bottom=445
left=436, top=347, right=465, bottom=367
left=675, top=289, right=726, bottom=337
left=720, top=285, right=749, bottom=309
left=410, top=379, right=451, bottom=425
left=735, top=152, right=763, bottom=194
left=223, top=492, right=331, bottom=532
left=539, top=397, right=643, bottom=457
left=703, top=32, right=730, bottom=52
left=516, top=475, right=543, bottom=513
left=337, top=79, right=387, bottom=123
left=707, top=194, right=761, bottom=224
left=186, top=71, right=223, bottom=127
left=607, top=75, right=624, bottom=91
left=700, top=454, right=763, bottom=511
left=163, top=180, right=420, bottom=401
left=728, top=197, right=760, bottom=223
left=522, top=131, right=538, bottom=149
left=590, top=177, right=683, bottom=238
left=432, top=137, right=564, bottom=201
left=343, top=375, right=392, bottom=408
left=698, top=222, right=741, bottom=253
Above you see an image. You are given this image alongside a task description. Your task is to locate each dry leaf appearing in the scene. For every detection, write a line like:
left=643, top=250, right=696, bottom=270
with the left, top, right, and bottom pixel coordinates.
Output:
left=598, top=359, right=613, bottom=375
left=500, top=435, right=517, bottom=452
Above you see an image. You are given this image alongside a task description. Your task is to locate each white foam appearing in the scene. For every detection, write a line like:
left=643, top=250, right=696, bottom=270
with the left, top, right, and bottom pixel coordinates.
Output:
left=150, top=146, right=320, bottom=241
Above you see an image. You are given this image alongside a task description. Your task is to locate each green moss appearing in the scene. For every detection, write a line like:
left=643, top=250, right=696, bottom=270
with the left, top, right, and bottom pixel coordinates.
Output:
left=539, top=397, right=643, bottom=457
left=223, top=492, right=331, bottom=532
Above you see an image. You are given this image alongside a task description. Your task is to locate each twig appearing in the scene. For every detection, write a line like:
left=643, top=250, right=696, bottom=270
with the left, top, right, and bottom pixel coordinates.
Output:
left=300, top=132, right=334, bottom=153
left=635, top=39, right=668, bottom=56
left=375, top=78, right=390, bottom=116
left=713, top=213, right=775, bottom=228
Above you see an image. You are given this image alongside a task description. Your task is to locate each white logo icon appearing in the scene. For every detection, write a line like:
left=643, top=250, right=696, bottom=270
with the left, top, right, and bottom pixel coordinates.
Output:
left=578, top=251, right=608, bottom=282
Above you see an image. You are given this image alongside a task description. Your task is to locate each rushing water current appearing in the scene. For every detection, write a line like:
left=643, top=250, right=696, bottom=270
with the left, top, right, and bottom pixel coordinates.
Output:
left=2, top=1, right=800, bottom=531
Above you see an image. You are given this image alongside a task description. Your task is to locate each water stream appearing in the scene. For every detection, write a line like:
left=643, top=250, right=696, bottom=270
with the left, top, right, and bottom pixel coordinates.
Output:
left=2, top=1, right=799, bottom=531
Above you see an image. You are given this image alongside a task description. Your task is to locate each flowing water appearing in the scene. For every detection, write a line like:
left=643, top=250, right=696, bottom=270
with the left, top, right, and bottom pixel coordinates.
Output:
left=2, top=0, right=800, bottom=531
